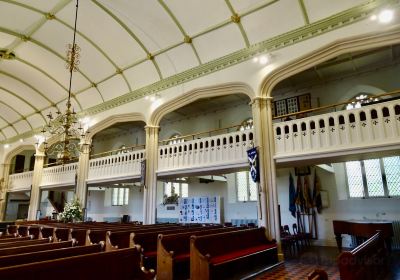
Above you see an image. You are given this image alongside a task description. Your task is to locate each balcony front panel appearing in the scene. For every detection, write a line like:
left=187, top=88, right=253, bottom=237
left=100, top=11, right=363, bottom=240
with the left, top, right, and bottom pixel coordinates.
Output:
left=8, top=171, right=34, bottom=192
left=40, top=163, right=78, bottom=188
left=274, top=100, right=400, bottom=163
left=87, top=150, right=145, bottom=184
left=158, top=130, right=254, bottom=176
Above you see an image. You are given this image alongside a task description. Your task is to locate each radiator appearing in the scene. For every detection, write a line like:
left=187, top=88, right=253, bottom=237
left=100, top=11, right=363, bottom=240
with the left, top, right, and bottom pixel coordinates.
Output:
left=393, top=220, right=400, bottom=250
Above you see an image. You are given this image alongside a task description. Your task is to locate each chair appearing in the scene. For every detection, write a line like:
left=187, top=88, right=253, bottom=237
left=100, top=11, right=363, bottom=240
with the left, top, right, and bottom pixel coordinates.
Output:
left=293, top=223, right=312, bottom=247
left=280, top=225, right=297, bottom=256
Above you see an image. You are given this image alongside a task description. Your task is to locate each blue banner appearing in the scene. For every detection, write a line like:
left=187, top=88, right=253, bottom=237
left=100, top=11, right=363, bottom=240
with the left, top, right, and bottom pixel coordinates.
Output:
left=247, top=147, right=259, bottom=183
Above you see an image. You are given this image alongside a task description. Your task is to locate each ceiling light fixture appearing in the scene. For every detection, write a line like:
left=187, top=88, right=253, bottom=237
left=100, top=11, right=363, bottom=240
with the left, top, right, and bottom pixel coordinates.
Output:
left=378, top=9, right=394, bottom=23
left=36, top=0, right=90, bottom=164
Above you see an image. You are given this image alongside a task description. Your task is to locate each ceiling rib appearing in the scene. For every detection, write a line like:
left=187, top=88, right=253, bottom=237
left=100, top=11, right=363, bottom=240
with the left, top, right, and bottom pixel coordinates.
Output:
left=91, top=0, right=163, bottom=81
left=0, top=101, right=32, bottom=131
left=0, top=86, right=47, bottom=123
left=157, top=0, right=202, bottom=65
left=224, top=0, right=250, bottom=48
left=0, top=114, right=19, bottom=136
left=0, top=27, right=103, bottom=108
left=298, top=0, right=310, bottom=25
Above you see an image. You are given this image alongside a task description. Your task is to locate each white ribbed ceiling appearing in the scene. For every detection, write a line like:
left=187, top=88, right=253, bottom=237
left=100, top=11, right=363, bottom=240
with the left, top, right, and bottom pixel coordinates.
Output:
left=0, top=0, right=379, bottom=142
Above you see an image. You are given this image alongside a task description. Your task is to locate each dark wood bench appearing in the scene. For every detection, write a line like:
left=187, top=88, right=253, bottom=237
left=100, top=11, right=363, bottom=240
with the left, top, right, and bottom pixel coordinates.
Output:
left=0, top=240, right=74, bottom=257
left=54, top=228, right=72, bottom=242
left=337, top=231, right=388, bottom=280
left=70, top=228, right=90, bottom=246
left=0, top=243, right=103, bottom=267
left=5, top=225, right=18, bottom=236
left=0, top=236, right=33, bottom=244
left=157, top=227, right=243, bottom=280
left=308, top=269, right=328, bottom=280
left=0, top=237, right=50, bottom=249
left=190, top=227, right=278, bottom=280
left=0, top=247, right=154, bottom=280
left=135, top=225, right=220, bottom=270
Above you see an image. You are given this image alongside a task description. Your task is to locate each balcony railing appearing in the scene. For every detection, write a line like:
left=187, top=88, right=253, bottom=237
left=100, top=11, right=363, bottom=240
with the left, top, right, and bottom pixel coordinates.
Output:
left=8, top=171, right=34, bottom=192
left=87, top=149, right=145, bottom=184
left=40, top=162, right=78, bottom=188
left=158, top=129, right=254, bottom=175
left=274, top=99, right=400, bottom=161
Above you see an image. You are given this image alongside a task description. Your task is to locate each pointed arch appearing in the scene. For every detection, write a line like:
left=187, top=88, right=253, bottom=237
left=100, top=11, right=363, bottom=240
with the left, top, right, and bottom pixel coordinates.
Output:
left=260, top=28, right=400, bottom=98
left=149, top=82, right=254, bottom=126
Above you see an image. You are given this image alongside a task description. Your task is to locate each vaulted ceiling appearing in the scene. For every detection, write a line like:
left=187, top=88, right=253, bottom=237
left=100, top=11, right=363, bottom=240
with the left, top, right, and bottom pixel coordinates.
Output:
left=0, top=0, right=392, bottom=143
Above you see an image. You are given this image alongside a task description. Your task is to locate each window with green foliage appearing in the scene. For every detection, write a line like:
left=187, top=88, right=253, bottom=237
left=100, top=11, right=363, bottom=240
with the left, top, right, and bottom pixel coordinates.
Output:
left=345, top=156, right=400, bottom=198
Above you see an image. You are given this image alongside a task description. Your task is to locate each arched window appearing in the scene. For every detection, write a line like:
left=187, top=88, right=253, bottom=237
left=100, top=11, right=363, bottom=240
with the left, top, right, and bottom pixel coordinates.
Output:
left=167, top=134, right=184, bottom=145
left=239, top=118, right=253, bottom=131
left=346, top=93, right=378, bottom=110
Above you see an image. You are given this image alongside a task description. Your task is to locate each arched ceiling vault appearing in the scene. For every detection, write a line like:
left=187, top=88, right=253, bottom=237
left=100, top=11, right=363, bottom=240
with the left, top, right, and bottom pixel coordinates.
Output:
left=0, top=0, right=397, bottom=143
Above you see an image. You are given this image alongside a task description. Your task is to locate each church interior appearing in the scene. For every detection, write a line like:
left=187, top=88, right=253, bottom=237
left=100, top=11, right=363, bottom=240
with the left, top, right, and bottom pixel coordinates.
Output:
left=0, top=0, right=399, bottom=279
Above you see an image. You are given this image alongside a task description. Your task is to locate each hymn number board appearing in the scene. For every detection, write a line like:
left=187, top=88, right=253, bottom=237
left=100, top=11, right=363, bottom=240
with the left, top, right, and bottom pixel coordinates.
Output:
left=273, top=93, right=311, bottom=117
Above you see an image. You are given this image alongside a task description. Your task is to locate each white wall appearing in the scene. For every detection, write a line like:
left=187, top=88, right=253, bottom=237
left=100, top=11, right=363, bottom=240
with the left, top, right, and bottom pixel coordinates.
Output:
left=86, top=186, right=144, bottom=222
left=277, top=165, right=400, bottom=248
left=156, top=173, right=258, bottom=223
left=159, top=102, right=252, bottom=140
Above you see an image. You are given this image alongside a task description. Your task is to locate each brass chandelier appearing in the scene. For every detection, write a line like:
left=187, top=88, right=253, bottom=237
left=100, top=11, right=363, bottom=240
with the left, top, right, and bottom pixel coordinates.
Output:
left=37, top=0, right=89, bottom=164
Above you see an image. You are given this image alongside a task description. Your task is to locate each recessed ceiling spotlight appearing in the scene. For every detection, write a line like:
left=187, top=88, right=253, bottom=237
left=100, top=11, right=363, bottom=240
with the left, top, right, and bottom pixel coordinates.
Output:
left=378, top=9, right=394, bottom=23
left=145, top=96, right=149, bottom=100
left=4, top=144, right=10, bottom=149
left=259, top=56, right=269, bottom=65
left=252, top=57, right=259, bottom=63
left=19, top=139, right=24, bottom=143
left=150, top=95, right=156, bottom=102
left=370, top=14, right=377, bottom=21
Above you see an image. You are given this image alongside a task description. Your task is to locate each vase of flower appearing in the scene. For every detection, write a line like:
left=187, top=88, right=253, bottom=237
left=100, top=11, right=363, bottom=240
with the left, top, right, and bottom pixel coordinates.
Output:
left=58, top=197, right=83, bottom=223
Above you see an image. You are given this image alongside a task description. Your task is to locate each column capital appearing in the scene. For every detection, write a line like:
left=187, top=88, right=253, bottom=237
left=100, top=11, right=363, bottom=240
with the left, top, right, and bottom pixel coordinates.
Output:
left=144, top=125, right=160, bottom=133
left=34, top=151, right=46, bottom=158
left=250, top=96, right=273, bottom=106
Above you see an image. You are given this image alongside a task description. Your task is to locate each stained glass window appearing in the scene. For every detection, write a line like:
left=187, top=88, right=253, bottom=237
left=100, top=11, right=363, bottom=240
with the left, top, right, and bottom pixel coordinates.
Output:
left=383, top=156, right=400, bottom=196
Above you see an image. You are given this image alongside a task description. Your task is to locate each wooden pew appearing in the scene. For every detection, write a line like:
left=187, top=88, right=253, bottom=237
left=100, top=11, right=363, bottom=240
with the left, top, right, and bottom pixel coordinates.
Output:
left=0, top=238, right=50, bottom=249
left=307, top=269, right=328, bottom=280
left=40, top=227, right=55, bottom=239
left=157, top=227, right=243, bottom=280
left=0, top=240, right=74, bottom=257
left=5, top=225, right=18, bottom=236
left=135, top=225, right=221, bottom=270
left=337, top=231, right=388, bottom=280
left=17, top=225, right=30, bottom=237
left=0, top=247, right=155, bottom=280
left=0, top=243, right=103, bottom=267
left=27, top=226, right=42, bottom=239
left=54, top=228, right=72, bottom=242
left=190, top=227, right=278, bottom=280
left=71, top=228, right=90, bottom=246
left=0, top=236, right=33, bottom=244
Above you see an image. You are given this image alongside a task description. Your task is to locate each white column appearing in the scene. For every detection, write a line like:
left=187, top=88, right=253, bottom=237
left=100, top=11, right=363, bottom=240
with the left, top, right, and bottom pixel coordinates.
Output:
left=75, top=141, right=92, bottom=213
left=27, top=152, right=45, bottom=220
left=0, top=163, right=11, bottom=221
left=252, top=97, right=282, bottom=258
left=143, top=125, right=159, bottom=224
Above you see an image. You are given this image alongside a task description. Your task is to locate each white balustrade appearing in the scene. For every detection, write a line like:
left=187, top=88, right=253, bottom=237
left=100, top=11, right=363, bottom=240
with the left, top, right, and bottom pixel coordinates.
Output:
left=40, top=162, right=78, bottom=188
left=274, top=100, right=400, bottom=161
left=87, top=149, right=145, bottom=183
left=8, top=171, right=34, bottom=192
left=158, top=130, right=254, bottom=175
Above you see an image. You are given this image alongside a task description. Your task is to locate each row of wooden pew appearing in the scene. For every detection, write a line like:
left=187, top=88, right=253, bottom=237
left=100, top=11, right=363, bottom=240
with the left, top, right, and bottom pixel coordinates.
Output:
left=1, top=221, right=279, bottom=280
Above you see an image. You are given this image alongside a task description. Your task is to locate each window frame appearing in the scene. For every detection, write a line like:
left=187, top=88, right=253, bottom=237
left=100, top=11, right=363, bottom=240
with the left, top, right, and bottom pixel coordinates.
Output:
left=111, top=187, right=129, bottom=206
left=345, top=156, right=400, bottom=199
left=235, top=171, right=258, bottom=202
left=163, top=180, right=188, bottom=198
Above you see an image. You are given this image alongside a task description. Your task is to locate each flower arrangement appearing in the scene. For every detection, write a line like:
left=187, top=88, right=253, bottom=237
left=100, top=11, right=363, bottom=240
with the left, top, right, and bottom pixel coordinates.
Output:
left=58, top=197, right=83, bottom=222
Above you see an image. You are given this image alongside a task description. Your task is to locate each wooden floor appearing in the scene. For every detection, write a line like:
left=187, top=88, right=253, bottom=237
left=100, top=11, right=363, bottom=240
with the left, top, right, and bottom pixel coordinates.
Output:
left=254, top=246, right=400, bottom=280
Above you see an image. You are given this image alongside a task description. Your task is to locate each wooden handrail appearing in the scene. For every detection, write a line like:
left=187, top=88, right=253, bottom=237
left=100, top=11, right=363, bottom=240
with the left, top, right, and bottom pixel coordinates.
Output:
left=159, top=124, right=245, bottom=144
left=273, top=88, right=400, bottom=120
left=90, top=144, right=145, bottom=159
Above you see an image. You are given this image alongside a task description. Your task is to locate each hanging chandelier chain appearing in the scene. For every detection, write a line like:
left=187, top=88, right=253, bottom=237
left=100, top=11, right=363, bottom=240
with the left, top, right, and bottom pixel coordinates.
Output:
left=37, top=0, right=90, bottom=165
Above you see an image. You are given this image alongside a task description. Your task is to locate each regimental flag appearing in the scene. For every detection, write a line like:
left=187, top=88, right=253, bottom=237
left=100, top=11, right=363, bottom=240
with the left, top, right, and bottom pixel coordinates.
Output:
left=289, top=173, right=296, bottom=218
left=247, top=147, right=259, bottom=183
left=295, top=175, right=304, bottom=212
left=312, top=170, right=323, bottom=214
left=303, top=175, right=313, bottom=213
